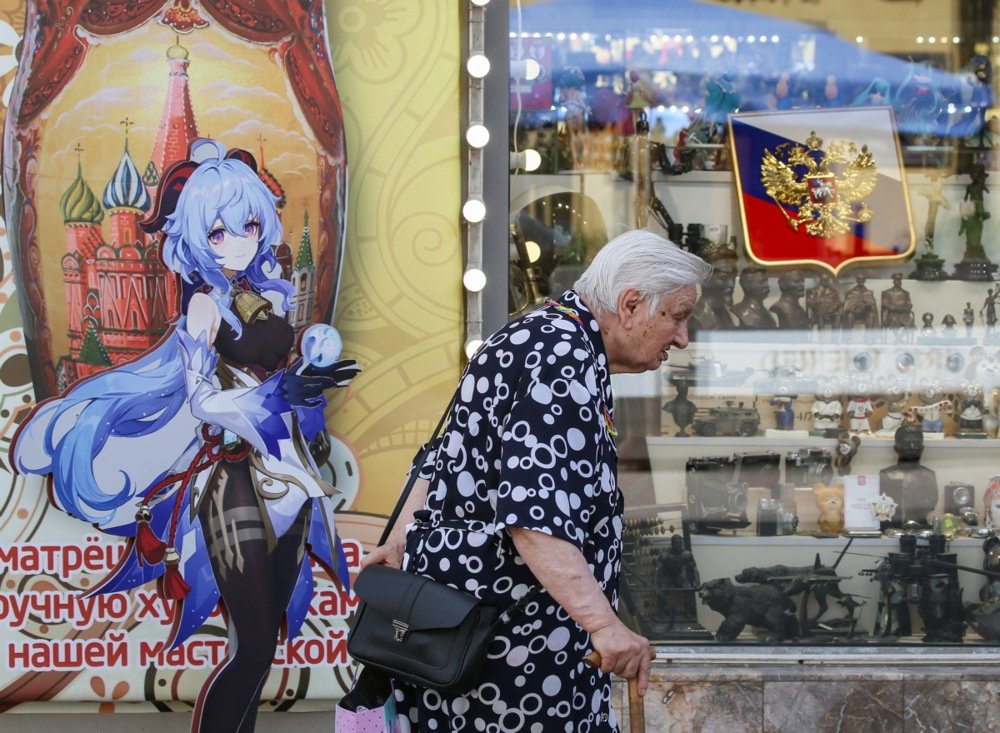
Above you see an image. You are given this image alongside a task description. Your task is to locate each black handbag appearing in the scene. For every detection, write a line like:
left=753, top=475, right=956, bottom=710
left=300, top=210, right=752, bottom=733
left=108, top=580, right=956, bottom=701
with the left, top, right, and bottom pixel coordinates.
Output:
left=348, top=563, right=503, bottom=693
left=347, top=398, right=538, bottom=695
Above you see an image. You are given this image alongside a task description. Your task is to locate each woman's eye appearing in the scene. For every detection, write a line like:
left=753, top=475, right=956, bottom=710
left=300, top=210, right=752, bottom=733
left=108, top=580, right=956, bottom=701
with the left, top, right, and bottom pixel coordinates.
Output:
left=208, top=228, right=226, bottom=244
left=244, top=221, right=260, bottom=237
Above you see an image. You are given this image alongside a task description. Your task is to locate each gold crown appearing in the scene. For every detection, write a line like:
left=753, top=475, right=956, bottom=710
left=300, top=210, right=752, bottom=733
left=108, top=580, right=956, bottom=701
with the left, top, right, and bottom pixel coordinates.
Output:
left=698, top=237, right=738, bottom=263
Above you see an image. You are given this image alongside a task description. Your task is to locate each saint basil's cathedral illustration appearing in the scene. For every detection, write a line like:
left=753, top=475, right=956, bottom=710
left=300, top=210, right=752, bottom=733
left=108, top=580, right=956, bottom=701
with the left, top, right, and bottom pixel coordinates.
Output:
left=55, top=39, right=315, bottom=393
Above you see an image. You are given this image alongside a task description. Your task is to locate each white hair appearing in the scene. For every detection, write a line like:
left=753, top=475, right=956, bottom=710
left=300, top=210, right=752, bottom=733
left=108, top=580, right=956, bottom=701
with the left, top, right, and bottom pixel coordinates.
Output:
left=573, top=229, right=711, bottom=315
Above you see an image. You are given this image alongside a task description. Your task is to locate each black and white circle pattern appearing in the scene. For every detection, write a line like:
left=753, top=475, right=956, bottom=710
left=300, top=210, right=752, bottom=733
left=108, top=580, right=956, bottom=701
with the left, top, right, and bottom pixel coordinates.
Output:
left=396, top=292, right=623, bottom=732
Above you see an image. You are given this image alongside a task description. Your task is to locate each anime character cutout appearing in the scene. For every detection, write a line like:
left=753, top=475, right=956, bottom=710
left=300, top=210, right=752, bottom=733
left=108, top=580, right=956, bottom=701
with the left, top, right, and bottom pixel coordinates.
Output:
left=11, top=138, right=360, bottom=733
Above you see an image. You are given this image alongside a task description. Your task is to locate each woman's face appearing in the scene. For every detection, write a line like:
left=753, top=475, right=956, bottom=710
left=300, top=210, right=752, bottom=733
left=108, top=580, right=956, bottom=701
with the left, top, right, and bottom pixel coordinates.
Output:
left=208, top=217, right=260, bottom=274
left=610, top=285, right=697, bottom=374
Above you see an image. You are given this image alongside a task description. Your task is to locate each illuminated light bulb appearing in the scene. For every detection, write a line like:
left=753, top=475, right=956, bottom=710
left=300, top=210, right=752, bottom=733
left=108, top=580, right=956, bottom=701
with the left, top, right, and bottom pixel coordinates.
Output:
left=525, top=240, right=541, bottom=263
left=463, top=268, right=487, bottom=292
left=462, top=199, right=486, bottom=222
left=467, top=54, right=491, bottom=78
left=470, top=0, right=490, bottom=6
left=509, top=149, right=542, bottom=171
left=510, top=58, right=541, bottom=81
left=465, top=339, right=485, bottom=359
left=524, top=149, right=541, bottom=171
left=466, top=124, right=490, bottom=148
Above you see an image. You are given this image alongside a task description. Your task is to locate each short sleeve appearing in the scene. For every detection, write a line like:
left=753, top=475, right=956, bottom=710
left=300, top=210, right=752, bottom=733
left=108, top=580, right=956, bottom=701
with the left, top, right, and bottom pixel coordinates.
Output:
left=494, top=351, right=604, bottom=549
left=415, top=435, right=444, bottom=481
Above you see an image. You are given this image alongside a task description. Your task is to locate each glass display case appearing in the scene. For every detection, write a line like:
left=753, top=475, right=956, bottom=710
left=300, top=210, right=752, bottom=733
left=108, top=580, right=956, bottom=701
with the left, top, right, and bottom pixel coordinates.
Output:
left=504, top=0, right=1000, bottom=647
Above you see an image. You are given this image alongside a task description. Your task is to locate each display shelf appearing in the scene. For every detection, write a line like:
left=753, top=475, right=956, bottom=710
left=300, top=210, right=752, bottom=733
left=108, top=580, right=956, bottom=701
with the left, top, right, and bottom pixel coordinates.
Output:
left=514, top=153, right=1000, bottom=650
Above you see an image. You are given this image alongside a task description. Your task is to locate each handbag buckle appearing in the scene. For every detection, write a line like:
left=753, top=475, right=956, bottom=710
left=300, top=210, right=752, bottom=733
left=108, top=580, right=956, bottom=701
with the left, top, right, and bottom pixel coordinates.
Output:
left=392, top=619, right=409, bottom=643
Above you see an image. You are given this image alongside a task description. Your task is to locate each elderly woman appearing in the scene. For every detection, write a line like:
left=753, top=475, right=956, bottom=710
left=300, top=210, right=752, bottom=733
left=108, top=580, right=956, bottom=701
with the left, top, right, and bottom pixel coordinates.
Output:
left=364, top=230, right=709, bottom=732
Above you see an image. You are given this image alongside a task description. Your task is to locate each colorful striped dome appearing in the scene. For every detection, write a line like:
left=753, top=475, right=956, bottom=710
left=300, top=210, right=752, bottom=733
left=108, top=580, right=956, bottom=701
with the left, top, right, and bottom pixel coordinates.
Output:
left=60, top=161, right=104, bottom=224
left=102, top=142, right=152, bottom=211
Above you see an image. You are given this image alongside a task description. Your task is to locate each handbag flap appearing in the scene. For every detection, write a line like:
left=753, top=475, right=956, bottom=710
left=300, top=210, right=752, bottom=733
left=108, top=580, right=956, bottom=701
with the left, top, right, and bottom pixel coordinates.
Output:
left=354, top=564, right=491, bottom=632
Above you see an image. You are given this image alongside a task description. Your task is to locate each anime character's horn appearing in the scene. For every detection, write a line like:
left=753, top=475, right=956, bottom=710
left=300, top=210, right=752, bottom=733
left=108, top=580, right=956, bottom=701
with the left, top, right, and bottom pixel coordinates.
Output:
left=140, top=159, right=199, bottom=234
left=225, top=147, right=258, bottom=172
left=139, top=144, right=260, bottom=235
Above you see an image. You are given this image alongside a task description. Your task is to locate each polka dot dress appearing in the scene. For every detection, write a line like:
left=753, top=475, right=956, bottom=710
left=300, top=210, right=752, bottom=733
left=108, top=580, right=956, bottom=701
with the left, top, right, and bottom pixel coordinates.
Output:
left=395, top=291, right=623, bottom=732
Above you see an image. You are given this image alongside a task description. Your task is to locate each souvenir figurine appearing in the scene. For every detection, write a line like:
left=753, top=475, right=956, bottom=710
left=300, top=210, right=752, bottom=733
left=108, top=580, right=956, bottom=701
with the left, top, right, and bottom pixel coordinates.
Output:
left=654, top=534, right=702, bottom=626
left=964, top=302, right=976, bottom=337
left=983, top=287, right=999, bottom=333
left=941, top=314, right=959, bottom=339
left=851, top=77, right=891, bottom=106
left=951, top=54, right=995, bottom=152
left=919, top=311, right=936, bottom=338
left=984, top=476, right=1000, bottom=529
left=954, top=163, right=997, bottom=281
left=663, top=377, right=697, bottom=437
left=768, top=270, right=810, bottom=330
left=958, top=382, right=986, bottom=435
left=880, top=273, right=915, bottom=338
left=894, top=60, right=947, bottom=166
left=846, top=389, right=874, bottom=433
left=811, top=384, right=843, bottom=436
left=813, top=483, right=845, bottom=534
left=841, top=275, right=879, bottom=335
left=865, top=533, right=967, bottom=642
left=920, top=173, right=950, bottom=249
left=968, top=535, right=1000, bottom=641
left=735, top=560, right=849, bottom=630
left=773, top=70, right=794, bottom=110
left=697, top=578, right=799, bottom=642
left=833, top=431, right=861, bottom=476
left=770, top=395, right=796, bottom=430
left=878, top=422, right=939, bottom=527
left=557, top=66, right=589, bottom=170
left=674, top=72, right=739, bottom=172
left=877, top=385, right=909, bottom=436
left=626, top=69, right=653, bottom=134
left=912, top=383, right=950, bottom=434
left=731, top=266, right=777, bottom=329
left=806, top=272, right=842, bottom=334
left=689, top=239, right=738, bottom=334
left=821, top=73, right=843, bottom=108
left=912, top=173, right=951, bottom=281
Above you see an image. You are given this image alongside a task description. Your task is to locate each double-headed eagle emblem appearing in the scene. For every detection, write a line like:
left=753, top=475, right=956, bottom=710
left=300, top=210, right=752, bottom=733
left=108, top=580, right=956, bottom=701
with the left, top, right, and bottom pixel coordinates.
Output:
left=760, top=131, right=878, bottom=238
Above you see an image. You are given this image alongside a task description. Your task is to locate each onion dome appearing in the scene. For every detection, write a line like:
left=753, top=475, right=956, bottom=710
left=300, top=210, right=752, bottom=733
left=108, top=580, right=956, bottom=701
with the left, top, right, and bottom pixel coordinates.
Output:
left=167, top=40, right=190, bottom=61
left=102, top=141, right=152, bottom=211
left=60, top=161, right=105, bottom=224
left=141, top=159, right=160, bottom=187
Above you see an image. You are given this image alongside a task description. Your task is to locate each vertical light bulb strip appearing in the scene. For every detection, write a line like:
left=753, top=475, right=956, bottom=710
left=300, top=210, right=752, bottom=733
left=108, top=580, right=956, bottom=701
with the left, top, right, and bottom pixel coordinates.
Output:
left=465, top=1, right=487, bottom=356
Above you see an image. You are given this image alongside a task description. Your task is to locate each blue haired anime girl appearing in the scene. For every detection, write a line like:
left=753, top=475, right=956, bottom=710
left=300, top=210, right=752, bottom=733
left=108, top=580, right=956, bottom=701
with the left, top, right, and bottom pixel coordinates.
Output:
left=12, top=138, right=359, bottom=732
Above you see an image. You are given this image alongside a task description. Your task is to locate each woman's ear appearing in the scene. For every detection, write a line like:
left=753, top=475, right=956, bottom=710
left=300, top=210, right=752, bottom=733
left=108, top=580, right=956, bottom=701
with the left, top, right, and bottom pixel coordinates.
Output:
left=617, top=288, right=644, bottom=328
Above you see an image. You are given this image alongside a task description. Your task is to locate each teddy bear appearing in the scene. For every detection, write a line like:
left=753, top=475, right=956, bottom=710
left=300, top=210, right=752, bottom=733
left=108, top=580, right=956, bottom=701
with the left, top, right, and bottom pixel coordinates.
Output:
left=813, top=483, right=845, bottom=534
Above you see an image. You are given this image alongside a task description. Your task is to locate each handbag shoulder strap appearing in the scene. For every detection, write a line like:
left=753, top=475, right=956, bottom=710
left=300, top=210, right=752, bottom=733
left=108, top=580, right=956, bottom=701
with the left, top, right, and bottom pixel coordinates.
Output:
left=377, top=392, right=457, bottom=547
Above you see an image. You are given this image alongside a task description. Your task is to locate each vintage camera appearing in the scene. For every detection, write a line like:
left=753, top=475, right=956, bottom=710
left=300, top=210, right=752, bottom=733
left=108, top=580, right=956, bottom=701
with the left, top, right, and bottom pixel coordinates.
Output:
left=944, top=482, right=977, bottom=524
left=685, top=452, right=779, bottom=533
left=784, top=448, right=834, bottom=487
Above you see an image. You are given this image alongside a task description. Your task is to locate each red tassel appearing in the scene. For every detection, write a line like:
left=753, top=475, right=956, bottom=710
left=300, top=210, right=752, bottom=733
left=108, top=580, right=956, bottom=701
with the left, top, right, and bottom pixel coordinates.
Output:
left=134, top=506, right=167, bottom=566
left=157, top=548, right=190, bottom=600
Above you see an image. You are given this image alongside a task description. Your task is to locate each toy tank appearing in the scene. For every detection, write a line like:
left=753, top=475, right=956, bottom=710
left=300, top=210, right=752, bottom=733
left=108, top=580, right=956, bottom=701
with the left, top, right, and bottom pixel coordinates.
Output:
left=692, top=401, right=760, bottom=437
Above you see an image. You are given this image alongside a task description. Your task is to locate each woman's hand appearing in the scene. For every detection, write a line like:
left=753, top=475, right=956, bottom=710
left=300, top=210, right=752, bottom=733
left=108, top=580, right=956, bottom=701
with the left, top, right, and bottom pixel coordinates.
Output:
left=360, top=538, right=405, bottom=570
left=587, top=617, right=652, bottom=694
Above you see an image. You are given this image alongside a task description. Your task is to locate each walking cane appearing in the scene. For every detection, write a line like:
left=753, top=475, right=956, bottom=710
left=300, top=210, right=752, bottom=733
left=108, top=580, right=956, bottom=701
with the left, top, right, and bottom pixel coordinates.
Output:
left=583, top=649, right=656, bottom=733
